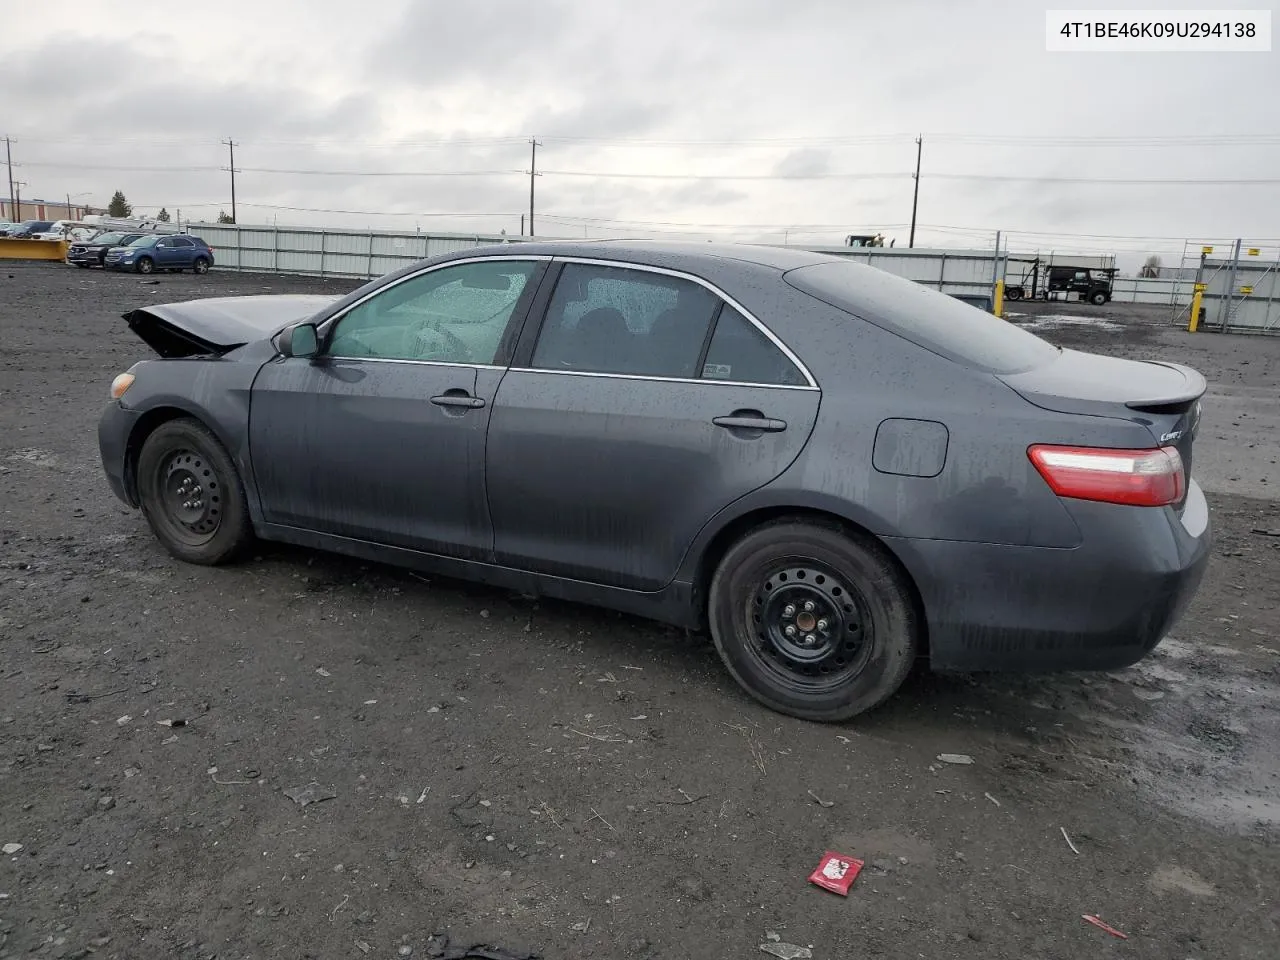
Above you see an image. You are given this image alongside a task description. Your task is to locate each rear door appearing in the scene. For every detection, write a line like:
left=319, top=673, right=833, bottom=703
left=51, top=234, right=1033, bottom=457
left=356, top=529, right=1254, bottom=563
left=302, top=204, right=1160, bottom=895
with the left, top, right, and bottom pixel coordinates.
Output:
left=153, top=236, right=182, bottom=268
left=170, top=236, right=198, bottom=267
left=485, top=259, right=821, bottom=591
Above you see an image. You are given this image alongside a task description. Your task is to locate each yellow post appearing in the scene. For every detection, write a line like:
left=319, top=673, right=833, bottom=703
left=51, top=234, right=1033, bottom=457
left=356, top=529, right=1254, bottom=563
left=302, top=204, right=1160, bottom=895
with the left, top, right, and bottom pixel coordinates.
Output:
left=993, top=279, right=1005, bottom=318
left=1188, top=286, right=1204, bottom=332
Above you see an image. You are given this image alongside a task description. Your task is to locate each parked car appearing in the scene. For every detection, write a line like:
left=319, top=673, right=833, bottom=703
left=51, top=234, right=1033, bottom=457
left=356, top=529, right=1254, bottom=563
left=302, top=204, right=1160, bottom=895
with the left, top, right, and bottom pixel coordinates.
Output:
left=104, top=234, right=214, bottom=274
left=97, top=242, right=1210, bottom=722
left=5, top=220, right=56, bottom=239
left=67, top=232, right=149, bottom=268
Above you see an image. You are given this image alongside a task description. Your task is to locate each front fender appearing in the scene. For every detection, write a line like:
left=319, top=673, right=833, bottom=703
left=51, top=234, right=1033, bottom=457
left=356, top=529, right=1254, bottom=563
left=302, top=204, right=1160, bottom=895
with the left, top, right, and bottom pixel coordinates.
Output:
left=119, top=348, right=272, bottom=522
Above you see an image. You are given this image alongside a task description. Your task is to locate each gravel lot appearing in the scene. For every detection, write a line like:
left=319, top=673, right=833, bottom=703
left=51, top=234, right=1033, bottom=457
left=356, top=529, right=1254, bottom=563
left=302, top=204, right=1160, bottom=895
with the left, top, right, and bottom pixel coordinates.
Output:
left=2, top=263, right=1278, bottom=960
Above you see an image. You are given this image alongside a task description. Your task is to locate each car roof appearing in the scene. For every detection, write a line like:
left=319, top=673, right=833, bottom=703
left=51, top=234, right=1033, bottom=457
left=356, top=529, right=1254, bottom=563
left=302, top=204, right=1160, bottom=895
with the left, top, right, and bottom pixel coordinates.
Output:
left=457, top=239, right=844, bottom=273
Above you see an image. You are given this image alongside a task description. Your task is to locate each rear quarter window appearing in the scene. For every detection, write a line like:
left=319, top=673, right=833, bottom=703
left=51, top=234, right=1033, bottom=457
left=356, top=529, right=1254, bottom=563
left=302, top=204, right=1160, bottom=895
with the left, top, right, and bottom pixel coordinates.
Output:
left=784, top=260, right=1060, bottom=375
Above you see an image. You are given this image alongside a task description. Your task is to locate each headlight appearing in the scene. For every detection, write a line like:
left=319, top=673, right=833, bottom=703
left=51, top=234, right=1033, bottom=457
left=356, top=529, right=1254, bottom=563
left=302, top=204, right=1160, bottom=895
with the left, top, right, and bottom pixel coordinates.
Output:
left=110, top=373, right=135, bottom=400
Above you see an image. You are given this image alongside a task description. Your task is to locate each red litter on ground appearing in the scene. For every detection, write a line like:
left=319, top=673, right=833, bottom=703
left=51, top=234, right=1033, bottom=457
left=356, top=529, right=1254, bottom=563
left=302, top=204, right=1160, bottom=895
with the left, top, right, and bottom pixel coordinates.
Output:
left=1082, top=915, right=1128, bottom=939
left=808, top=850, right=864, bottom=896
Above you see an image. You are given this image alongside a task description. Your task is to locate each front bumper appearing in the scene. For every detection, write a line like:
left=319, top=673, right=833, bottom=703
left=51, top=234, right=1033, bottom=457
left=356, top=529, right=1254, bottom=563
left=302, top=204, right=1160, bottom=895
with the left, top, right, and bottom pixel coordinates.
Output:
left=98, top=400, right=142, bottom=507
left=891, top=480, right=1212, bottom=672
left=67, top=249, right=105, bottom=265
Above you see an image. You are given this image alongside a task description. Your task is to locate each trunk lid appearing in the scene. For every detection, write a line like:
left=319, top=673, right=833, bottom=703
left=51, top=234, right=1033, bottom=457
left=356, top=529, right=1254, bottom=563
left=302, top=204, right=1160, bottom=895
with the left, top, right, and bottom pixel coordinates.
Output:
left=998, top=348, right=1206, bottom=496
left=125, top=295, right=339, bottom=358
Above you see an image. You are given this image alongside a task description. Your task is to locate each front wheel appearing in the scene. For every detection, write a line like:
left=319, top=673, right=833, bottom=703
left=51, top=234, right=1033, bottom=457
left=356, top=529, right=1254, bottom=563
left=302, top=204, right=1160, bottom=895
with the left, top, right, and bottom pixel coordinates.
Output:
left=708, top=521, right=919, bottom=722
left=192, top=256, right=210, bottom=275
left=1089, top=290, right=1108, bottom=306
left=135, top=256, right=155, bottom=275
left=136, top=418, right=252, bottom=565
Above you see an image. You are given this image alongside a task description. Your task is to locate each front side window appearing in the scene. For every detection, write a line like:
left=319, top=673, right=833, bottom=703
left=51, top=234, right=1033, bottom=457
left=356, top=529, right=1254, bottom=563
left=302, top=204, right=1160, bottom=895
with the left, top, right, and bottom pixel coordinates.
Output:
left=326, top=259, right=539, bottom=364
left=531, top=263, right=719, bottom=377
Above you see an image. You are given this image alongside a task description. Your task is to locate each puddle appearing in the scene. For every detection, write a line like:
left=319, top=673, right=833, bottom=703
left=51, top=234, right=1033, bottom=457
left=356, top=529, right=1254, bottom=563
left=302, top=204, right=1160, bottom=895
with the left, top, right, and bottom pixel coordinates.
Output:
left=1014, top=315, right=1122, bottom=332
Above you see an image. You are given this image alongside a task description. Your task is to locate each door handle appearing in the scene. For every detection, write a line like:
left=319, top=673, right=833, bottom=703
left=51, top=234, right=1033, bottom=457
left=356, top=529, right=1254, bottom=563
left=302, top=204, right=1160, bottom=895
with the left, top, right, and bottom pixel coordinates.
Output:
left=430, top=392, right=486, bottom=409
left=713, top=414, right=787, bottom=432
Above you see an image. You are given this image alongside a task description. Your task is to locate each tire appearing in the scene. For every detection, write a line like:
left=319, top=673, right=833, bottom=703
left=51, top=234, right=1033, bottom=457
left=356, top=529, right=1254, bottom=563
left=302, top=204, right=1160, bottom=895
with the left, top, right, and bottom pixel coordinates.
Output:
left=136, top=418, right=252, bottom=565
left=1005, top=286, right=1023, bottom=301
left=1089, top=290, right=1108, bottom=306
left=135, top=256, right=155, bottom=275
left=192, top=256, right=210, bottom=275
left=708, top=520, right=919, bottom=722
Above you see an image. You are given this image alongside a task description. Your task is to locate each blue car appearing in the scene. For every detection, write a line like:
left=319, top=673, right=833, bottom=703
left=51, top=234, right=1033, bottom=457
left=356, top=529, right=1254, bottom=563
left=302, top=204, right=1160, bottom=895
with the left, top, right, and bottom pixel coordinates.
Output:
left=105, top=234, right=215, bottom=275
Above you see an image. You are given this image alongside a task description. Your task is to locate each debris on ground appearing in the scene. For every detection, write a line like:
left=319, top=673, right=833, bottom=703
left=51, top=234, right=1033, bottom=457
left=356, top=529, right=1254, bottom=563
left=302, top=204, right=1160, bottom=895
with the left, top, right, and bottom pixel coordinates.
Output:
left=156, top=718, right=187, bottom=727
left=937, top=753, right=974, bottom=765
left=316, top=667, right=332, bottom=677
left=115, top=715, right=132, bottom=726
left=1061, top=827, right=1081, bottom=855
left=2, top=843, right=22, bottom=855
left=806, top=789, right=835, bottom=808
left=1082, top=914, right=1128, bottom=939
left=984, top=792, right=1001, bottom=807
left=760, top=943, right=813, bottom=959
left=1251, top=528, right=1280, bottom=537
left=423, top=931, right=539, bottom=959
left=808, top=850, right=864, bottom=896
left=283, top=782, right=337, bottom=807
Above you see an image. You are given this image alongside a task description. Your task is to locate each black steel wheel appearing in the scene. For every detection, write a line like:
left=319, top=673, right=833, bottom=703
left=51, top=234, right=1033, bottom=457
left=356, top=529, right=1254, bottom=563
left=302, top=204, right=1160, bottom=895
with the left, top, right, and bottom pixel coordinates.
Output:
left=1089, top=290, right=1108, bottom=306
left=136, top=418, right=252, bottom=564
left=708, top=520, right=918, bottom=722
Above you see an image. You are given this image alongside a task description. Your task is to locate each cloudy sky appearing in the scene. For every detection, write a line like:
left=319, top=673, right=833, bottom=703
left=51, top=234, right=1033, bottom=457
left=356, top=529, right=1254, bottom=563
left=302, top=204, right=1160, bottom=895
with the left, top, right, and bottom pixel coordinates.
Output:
left=2, top=0, right=1277, bottom=263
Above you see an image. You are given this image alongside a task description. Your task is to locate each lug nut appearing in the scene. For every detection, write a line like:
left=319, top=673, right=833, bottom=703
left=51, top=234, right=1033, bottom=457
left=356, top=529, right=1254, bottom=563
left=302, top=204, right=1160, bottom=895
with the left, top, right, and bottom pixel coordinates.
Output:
left=803, top=600, right=816, bottom=613
left=817, top=618, right=829, bottom=631
left=182, top=501, right=192, bottom=509
left=192, top=500, right=203, bottom=509
left=804, top=633, right=817, bottom=645
left=782, top=604, right=796, bottom=618
left=784, top=624, right=797, bottom=638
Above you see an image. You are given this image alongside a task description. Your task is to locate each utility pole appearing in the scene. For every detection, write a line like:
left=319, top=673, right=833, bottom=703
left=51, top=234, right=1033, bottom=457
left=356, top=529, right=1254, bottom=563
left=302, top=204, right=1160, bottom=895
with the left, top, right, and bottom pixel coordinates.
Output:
left=13, top=180, right=27, bottom=220
left=908, top=135, right=922, bottom=249
left=528, top=138, right=541, bottom=237
left=222, top=138, right=238, bottom=224
left=4, top=136, right=14, bottom=221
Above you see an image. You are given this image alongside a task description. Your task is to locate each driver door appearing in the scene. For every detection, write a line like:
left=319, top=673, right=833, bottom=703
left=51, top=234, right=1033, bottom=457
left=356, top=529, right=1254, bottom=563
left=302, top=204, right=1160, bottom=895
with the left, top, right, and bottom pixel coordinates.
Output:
left=248, top=257, right=548, bottom=559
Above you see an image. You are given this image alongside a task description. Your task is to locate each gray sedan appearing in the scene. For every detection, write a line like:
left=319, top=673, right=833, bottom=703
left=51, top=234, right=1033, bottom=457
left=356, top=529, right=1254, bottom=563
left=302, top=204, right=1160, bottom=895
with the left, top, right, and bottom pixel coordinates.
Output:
left=97, top=241, right=1210, bottom=721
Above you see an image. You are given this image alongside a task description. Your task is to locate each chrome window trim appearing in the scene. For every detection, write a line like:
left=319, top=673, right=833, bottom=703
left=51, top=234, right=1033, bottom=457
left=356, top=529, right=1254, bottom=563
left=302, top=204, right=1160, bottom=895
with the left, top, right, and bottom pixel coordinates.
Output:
left=506, top=366, right=819, bottom=392
left=324, top=355, right=506, bottom=371
left=540, top=256, right=819, bottom=390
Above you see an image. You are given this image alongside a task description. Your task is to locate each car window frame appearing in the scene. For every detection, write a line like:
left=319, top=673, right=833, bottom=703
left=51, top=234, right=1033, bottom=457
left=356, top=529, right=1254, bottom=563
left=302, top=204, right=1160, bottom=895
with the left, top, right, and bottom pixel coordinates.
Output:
left=313, top=255, right=553, bottom=369
left=510, top=257, right=818, bottom=391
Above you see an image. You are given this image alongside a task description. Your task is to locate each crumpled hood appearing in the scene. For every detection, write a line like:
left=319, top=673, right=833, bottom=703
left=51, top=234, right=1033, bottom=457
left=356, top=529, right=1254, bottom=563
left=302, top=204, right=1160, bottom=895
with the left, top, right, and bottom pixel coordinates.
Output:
left=124, top=294, right=340, bottom=358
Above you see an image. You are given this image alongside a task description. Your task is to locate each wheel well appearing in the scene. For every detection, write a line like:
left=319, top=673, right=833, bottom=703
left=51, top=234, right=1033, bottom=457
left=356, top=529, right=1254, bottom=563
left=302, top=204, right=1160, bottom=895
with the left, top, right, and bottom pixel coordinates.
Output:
left=123, top=407, right=198, bottom=502
left=694, top=506, right=931, bottom=659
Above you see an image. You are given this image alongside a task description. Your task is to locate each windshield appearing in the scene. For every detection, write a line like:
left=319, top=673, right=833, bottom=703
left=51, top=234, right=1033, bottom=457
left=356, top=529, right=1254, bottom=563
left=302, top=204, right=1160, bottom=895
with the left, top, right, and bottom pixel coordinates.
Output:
left=785, top=259, right=1061, bottom=375
left=127, top=235, right=160, bottom=248
left=93, top=232, right=125, bottom=245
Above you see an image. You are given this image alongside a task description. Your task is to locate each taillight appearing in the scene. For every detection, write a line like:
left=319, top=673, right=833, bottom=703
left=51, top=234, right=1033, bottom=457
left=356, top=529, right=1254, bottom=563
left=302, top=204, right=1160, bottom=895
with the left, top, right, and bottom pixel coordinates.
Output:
left=1028, top=444, right=1185, bottom=507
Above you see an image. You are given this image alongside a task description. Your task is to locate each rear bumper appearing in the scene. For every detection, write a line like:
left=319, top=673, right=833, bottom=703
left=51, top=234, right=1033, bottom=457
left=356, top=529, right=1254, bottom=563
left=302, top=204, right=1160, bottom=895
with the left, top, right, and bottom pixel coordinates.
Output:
left=98, top=400, right=141, bottom=507
left=890, top=480, right=1211, bottom=672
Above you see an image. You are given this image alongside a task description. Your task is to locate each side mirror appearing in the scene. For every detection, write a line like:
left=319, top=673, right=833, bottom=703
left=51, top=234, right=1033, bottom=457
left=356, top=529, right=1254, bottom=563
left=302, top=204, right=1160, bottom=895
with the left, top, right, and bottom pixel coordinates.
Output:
left=278, top=322, right=319, bottom=359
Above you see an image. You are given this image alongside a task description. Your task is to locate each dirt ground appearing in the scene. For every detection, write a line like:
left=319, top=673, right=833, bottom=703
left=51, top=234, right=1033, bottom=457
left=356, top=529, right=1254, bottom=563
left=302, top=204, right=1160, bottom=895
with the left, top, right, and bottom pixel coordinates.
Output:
left=2, top=263, right=1278, bottom=960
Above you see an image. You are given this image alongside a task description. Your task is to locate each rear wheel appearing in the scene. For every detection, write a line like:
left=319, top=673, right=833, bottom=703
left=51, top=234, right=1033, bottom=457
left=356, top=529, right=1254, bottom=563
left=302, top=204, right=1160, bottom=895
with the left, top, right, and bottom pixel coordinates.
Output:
left=136, top=418, right=252, bottom=565
left=135, top=256, right=154, bottom=275
left=192, top=256, right=210, bottom=275
left=708, top=521, right=918, bottom=722
left=1005, top=286, right=1024, bottom=301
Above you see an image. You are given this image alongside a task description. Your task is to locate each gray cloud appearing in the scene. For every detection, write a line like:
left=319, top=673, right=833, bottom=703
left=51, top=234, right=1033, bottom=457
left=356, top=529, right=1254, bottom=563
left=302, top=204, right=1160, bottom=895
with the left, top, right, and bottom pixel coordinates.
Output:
left=1, top=0, right=1276, bottom=253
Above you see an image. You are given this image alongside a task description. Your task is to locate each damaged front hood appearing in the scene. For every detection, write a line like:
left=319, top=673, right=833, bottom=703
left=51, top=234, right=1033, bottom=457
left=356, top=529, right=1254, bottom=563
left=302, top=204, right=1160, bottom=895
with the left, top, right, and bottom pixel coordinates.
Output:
left=125, top=294, right=340, bottom=358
